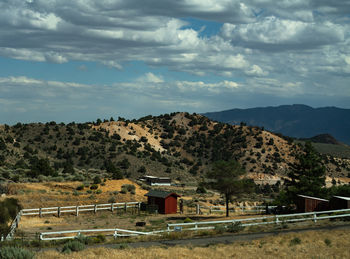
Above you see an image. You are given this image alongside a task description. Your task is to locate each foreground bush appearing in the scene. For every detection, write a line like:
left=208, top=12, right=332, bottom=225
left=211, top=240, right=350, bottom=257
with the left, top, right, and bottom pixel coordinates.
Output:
left=61, top=240, right=85, bottom=253
left=0, top=246, right=34, bottom=259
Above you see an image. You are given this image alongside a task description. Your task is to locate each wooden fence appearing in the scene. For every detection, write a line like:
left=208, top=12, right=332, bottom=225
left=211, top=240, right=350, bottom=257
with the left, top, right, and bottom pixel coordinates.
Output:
left=1, top=201, right=142, bottom=242
left=21, top=202, right=142, bottom=217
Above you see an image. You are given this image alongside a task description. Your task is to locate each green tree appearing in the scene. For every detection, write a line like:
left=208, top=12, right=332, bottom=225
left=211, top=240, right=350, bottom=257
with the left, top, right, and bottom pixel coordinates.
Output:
left=282, top=142, right=326, bottom=205
left=206, top=160, right=254, bottom=217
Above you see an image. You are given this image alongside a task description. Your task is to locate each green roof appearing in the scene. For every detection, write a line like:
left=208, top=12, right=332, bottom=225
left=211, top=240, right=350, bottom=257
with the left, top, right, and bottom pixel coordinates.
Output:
left=145, top=190, right=180, bottom=199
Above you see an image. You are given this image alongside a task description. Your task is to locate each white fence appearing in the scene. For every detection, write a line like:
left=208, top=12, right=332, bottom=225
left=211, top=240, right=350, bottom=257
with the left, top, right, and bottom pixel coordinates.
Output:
left=21, top=202, right=141, bottom=217
left=40, top=228, right=157, bottom=241
left=167, top=208, right=350, bottom=231
left=36, top=208, right=350, bottom=241
left=1, top=201, right=142, bottom=242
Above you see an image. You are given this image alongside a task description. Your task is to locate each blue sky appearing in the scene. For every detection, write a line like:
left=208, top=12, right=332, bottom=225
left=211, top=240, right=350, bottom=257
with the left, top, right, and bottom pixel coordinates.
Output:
left=0, top=0, right=349, bottom=124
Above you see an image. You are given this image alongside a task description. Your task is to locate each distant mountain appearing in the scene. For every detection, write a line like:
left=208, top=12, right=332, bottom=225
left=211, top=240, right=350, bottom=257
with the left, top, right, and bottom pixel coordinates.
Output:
left=303, top=134, right=341, bottom=145
left=203, top=104, right=350, bottom=145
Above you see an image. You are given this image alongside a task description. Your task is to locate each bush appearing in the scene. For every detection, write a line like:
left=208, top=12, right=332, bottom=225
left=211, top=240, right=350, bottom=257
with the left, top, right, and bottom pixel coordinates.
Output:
left=76, top=185, right=84, bottom=191
left=61, top=240, right=85, bottom=253
left=108, top=197, right=116, bottom=203
left=183, top=217, right=192, bottom=223
left=93, top=176, right=102, bottom=184
left=90, top=184, right=98, bottom=190
left=324, top=238, right=332, bottom=247
left=0, top=247, right=34, bottom=259
left=214, top=225, right=226, bottom=234
left=289, top=237, right=301, bottom=246
left=227, top=222, right=244, bottom=233
left=96, top=189, right=102, bottom=194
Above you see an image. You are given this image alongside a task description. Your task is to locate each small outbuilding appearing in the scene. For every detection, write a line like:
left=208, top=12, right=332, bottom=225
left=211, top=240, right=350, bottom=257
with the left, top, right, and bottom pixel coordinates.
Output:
left=296, top=194, right=329, bottom=212
left=330, top=196, right=350, bottom=210
left=145, top=190, right=180, bottom=214
left=141, top=175, right=171, bottom=186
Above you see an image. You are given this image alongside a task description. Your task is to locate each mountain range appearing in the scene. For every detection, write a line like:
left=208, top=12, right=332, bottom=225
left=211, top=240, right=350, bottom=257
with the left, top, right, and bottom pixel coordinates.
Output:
left=203, top=104, right=350, bottom=145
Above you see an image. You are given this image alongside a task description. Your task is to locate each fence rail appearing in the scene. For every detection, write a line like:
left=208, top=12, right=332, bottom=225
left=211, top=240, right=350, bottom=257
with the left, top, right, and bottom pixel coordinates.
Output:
left=37, top=208, right=350, bottom=241
left=1, top=201, right=142, bottom=242
left=40, top=228, right=156, bottom=241
left=167, top=208, right=350, bottom=231
left=21, top=201, right=141, bottom=217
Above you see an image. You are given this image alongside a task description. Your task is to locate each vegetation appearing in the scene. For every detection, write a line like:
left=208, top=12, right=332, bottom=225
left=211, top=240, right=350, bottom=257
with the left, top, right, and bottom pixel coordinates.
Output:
left=206, top=160, right=254, bottom=217
left=0, top=247, right=34, bottom=259
left=0, top=198, right=21, bottom=237
left=279, top=142, right=326, bottom=205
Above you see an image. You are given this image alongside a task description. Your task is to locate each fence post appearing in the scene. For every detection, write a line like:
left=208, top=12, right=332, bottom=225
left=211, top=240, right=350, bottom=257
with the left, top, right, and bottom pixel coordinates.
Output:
left=196, top=204, right=200, bottom=215
left=275, top=215, right=279, bottom=224
left=114, top=230, right=118, bottom=239
left=94, top=204, right=97, bottom=214
left=167, top=224, right=170, bottom=234
left=313, top=212, right=317, bottom=223
left=138, top=202, right=141, bottom=215
left=209, top=206, right=212, bottom=214
left=1, top=235, right=3, bottom=242
left=111, top=203, right=114, bottom=213
left=58, top=207, right=61, bottom=217
left=76, top=206, right=79, bottom=217
left=39, top=233, right=43, bottom=241
left=39, top=208, right=42, bottom=218
left=124, top=202, right=127, bottom=213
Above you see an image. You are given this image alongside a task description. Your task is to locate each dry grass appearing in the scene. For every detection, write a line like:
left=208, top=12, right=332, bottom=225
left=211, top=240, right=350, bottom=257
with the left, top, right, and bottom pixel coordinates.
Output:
left=36, top=228, right=350, bottom=259
left=5, top=179, right=147, bottom=208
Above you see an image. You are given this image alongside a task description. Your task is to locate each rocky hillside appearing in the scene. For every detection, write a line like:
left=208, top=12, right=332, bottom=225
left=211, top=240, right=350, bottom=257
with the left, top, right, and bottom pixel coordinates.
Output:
left=0, top=113, right=349, bottom=184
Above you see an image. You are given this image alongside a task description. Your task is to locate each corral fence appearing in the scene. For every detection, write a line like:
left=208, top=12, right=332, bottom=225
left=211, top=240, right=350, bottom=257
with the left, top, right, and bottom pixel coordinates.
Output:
left=184, top=204, right=276, bottom=215
left=21, top=201, right=142, bottom=217
left=1, top=201, right=142, bottom=242
left=34, top=208, right=350, bottom=241
left=167, top=208, right=350, bottom=232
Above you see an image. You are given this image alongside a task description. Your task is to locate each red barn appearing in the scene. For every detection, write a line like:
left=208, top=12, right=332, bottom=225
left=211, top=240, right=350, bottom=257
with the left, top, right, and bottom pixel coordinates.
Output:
left=145, top=190, right=180, bottom=214
left=296, top=194, right=329, bottom=212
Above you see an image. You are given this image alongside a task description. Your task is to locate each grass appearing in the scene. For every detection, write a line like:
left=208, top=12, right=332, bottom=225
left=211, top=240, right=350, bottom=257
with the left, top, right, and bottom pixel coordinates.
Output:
left=34, top=228, right=350, bottom=259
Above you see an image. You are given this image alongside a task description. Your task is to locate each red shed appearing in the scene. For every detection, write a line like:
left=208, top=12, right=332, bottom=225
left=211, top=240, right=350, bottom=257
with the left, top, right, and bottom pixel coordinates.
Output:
left=296, top=194, right=329, bottom=212
left=145, top=190, right=180, bottom=214
left=330, top=196, right=350, bottom=210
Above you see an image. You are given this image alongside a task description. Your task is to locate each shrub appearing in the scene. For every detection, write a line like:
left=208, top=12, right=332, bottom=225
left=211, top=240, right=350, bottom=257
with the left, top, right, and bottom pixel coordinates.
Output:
left=90, top=184, right=98, bottom=190
left=324, top=238, right=332, bottom=247
left=108, top=197, right=116, bottom=203
left=227, top=222, right=244, bottom=233
left=76, top=185, right=84, bottom=191
left=289, top=237, right=301, bottom=246
left=96, top=189, right=102, bottom=194
left=183, top=217, right=192, bottom=223
left=0, top=247, right=34, bottom=259
left=93, top=176, right=102, bottom=184
left=61, top=240, right=85, bottom=253
left=214, top=225, right=226, bottom=234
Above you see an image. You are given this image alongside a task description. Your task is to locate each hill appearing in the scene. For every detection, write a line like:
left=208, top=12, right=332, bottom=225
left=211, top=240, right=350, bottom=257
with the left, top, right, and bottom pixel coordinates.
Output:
left=0, top=113, right=349, bottom=185
left=203, top=104, right=350, bottom=145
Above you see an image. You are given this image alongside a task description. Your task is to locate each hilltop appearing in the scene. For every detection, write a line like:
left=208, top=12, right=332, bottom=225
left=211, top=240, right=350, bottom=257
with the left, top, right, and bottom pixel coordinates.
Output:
left=0, top=112, right=349, bottom=185
left=203, top=104, right=350, bottom=145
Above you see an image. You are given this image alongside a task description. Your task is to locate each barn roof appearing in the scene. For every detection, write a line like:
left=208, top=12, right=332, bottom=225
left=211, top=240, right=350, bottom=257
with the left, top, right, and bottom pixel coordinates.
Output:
left=145, top=190, right=180, bottom=199
left=333, top=196, right=350, bottom=201
left=297, top=194, right=329, bottom=202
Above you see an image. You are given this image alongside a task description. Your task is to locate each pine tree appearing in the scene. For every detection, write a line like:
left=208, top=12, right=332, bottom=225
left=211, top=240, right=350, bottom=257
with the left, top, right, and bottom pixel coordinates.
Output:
left=283, top=141, right=326, bottom=205
left=206, top=160, right=254, bottom=217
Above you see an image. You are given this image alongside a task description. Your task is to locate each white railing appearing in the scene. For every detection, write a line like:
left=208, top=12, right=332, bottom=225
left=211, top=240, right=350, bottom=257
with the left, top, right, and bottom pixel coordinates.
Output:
left=1, top=201, right=142, bottom=242
left=21, top=201, right=141, bottom=217
left=167, top=208, right=350, bottom=231
left=40, top=228, right=156, bottom=241
left=38, top=208, right=350, bottom=241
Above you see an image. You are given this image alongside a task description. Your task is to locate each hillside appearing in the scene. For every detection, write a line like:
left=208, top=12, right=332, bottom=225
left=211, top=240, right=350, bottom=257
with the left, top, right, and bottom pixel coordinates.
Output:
left=203, top=104, right=350, bottom=145
left=0, top=113, right=349, bottom=185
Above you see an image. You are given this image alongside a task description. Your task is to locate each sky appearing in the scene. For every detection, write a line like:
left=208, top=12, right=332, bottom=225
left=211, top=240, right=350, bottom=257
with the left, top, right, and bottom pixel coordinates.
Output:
left=0, top=0, right=349, bottom=124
